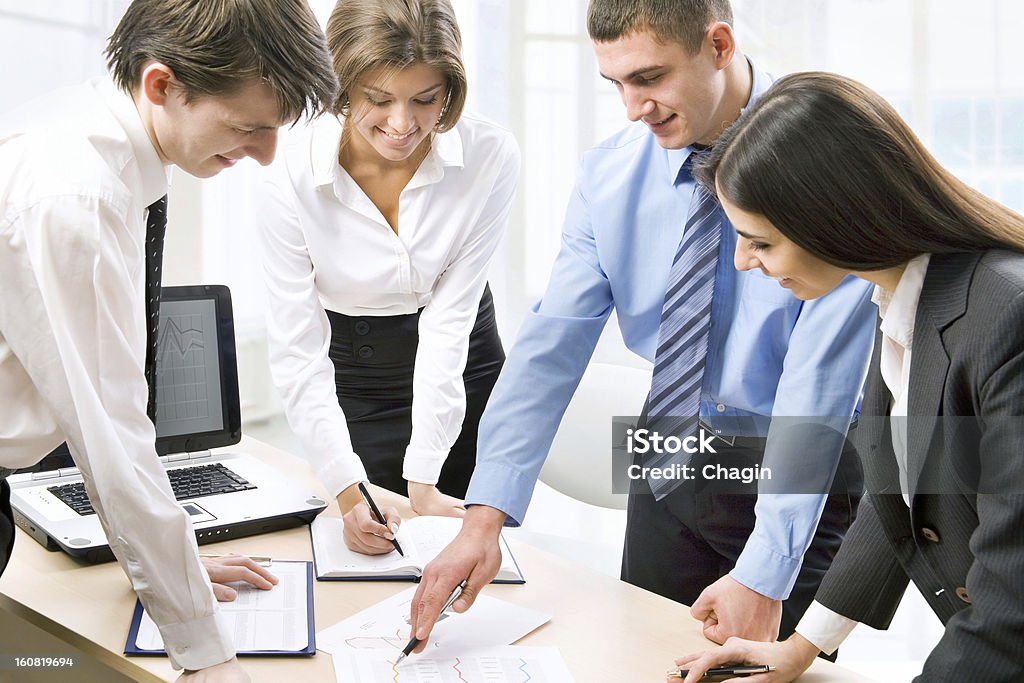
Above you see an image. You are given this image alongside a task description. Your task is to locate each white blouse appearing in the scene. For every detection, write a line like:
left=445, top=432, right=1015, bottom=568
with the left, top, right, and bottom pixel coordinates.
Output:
left=259, top=112, right=520, bottom=497
left=797, top=254, right=931, bottom=655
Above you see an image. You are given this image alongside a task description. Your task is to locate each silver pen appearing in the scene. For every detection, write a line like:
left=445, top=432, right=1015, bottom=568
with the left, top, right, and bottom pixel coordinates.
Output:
left=395, top=581, right=467, bottom=666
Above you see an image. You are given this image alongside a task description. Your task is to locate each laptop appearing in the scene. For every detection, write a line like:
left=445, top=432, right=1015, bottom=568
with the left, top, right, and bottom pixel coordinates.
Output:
left=10, top=284, right=327, bottom=563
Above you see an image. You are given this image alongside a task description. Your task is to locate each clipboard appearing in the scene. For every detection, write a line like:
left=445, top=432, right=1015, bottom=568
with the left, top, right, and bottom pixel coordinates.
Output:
left=125, top=560, right=316, bottom=657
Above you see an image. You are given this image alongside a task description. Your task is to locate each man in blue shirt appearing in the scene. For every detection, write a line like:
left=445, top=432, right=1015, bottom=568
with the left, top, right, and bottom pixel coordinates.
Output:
left=410, top=0, right=876, bottom=650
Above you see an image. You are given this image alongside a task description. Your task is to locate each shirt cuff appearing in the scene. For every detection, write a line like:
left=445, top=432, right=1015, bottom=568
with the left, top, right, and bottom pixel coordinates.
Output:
left=158, top=611, right=235, bottom=671
left=317, top=451, right=368, bottom=499
left=464, top=462, right=539, bottom=527
left=796, top=601, right=859, bottom=655
left=402, top=445, right=447, bottom=486
left=729, top=536, right=803, bottom=601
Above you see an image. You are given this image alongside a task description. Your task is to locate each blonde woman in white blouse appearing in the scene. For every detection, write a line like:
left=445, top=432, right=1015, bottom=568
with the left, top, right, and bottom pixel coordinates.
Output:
left=259, top=0, right=519, bottom=554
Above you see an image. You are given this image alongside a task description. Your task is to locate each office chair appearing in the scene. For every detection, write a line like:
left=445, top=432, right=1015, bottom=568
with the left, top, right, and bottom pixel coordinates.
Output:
left=538, top=361, right=651, bottom=510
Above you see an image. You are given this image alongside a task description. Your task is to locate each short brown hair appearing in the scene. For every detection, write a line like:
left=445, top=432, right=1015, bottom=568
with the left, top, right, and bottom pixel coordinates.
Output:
left=105, top=0, right=338, bottom=122
left=696, top=72, right=1024, bottom=269
left=326, top=0, right=467, bottom=132
left=587, top=0, right=734, bottom=55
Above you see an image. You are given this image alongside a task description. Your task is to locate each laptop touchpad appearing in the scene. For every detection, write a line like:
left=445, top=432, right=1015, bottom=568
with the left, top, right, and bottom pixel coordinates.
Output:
left=180, top=502, right=216, bottom=523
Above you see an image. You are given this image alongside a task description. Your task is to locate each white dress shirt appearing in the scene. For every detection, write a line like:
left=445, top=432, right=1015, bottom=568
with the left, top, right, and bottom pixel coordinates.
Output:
left=259, top=112, right=520, bottom=497
left=797, top=254, right=931, bottom=654
left=0, top=81, right=233, bottom=670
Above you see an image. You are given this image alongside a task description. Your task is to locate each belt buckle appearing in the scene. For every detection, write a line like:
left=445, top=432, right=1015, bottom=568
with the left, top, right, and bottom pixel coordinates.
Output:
left=699, top=419, right=736, bottom=447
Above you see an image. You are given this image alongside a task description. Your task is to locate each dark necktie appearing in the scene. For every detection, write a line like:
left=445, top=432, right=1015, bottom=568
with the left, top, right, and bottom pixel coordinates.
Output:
left=30, top=197, right=168, bottom=469
left=144, top=195, right=168, bottom=424
left=642, top=153, right=722, bottom=498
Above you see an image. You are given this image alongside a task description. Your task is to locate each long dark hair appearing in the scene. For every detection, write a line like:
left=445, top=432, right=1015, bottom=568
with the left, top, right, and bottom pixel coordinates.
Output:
left=694, top=71, right=1024, bottom=270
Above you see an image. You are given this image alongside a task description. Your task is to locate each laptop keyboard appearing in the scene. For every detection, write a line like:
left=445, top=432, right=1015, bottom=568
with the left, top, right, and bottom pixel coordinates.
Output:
left=47, top=463, right=256, bottom=516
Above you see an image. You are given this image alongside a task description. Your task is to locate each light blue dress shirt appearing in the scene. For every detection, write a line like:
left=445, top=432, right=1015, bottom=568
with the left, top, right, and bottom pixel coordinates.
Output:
left=465, top=60, right=877, bottom=600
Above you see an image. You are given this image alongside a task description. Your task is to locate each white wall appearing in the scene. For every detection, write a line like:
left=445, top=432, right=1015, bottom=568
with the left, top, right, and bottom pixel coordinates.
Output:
left=4, top=0, right=1022, bottom=416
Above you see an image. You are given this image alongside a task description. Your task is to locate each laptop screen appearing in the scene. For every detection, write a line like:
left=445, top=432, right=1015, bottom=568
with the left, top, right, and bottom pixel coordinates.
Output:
left=154, top=285, right=242, bottom=455
left=155, top=295, right=225, bottom=438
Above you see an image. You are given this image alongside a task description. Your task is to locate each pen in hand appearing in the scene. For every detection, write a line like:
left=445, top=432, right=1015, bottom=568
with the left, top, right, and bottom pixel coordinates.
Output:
left=668, top=664, right=775, bottom=679
left=357, top=482, right=404, bottom=557
left=395, top=580, right=467, bottom=666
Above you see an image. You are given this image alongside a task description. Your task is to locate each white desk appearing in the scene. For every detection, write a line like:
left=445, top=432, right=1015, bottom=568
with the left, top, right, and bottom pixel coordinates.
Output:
left=0, top=437, right=873, bottom=682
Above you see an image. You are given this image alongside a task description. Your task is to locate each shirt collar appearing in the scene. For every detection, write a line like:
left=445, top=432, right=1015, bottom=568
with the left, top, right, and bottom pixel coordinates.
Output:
left=310, top=115, right=465, bottom=189
left=872, top=253, right=932, bottom=350
left=409, top=122, right=463, bottom=189
left=667, top=56, right=771, bottom=183
left=98, top=78, right=169, bottom=207
left=311, top=115, right=344, bottom=187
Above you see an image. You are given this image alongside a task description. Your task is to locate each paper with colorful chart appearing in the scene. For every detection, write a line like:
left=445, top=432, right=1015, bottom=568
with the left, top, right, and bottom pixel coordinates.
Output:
left=315, top=586, right=550, bottom=659
left=332, top=646, right=574, bottom=682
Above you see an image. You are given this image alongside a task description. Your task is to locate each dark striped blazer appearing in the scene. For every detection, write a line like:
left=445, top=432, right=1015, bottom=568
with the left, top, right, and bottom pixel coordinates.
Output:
left=814, top=250, right=1024, bottom=682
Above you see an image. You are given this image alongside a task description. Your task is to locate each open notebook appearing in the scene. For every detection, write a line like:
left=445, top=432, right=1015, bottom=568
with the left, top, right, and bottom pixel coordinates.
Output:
left=310, top=515, right=524, bottom=583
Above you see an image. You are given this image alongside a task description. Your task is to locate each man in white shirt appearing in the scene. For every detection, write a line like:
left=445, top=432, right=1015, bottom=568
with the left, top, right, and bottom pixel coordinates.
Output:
left=0, top=1, right=336, bottom=680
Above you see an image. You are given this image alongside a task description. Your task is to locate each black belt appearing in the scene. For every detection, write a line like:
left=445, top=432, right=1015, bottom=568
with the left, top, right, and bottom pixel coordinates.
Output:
left=326, top=283, right=498, bottom=368
left=698, top=423, right=767, bottom=450
left=712, top=435, right=767, bottom=449
left=697, top=418, right=858, bottom=450
left=326, top=308, right=423, bottom=366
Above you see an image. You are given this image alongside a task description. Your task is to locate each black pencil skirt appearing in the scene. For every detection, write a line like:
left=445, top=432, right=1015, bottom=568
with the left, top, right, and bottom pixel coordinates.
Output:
left=325, top=285, right=504, bottom=498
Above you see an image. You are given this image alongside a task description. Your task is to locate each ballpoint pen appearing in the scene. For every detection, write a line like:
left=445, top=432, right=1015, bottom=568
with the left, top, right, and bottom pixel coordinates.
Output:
left=357, top=481, right=404, bottom=556
left=668, top=664, right=775, bottom=679
left=394, top=581, right=467, bottom=666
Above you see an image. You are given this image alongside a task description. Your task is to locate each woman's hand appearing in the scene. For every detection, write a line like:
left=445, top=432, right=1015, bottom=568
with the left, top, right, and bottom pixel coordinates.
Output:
left=337, top=482, right=403, bottom=555
left=671, top=634, right=821, bottom=683
left=200, top=555, right=278, bottom=602
left=408, top=482, right=466, bottom=517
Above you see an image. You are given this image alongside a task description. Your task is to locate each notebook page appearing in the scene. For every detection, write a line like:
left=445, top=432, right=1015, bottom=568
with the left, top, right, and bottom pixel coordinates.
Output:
left=311, top=516, right=422, bottom=576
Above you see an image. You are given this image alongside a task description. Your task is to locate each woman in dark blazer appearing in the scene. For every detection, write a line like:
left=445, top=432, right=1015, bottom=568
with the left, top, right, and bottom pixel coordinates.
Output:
left=675, top=72, right=1024, bottom=682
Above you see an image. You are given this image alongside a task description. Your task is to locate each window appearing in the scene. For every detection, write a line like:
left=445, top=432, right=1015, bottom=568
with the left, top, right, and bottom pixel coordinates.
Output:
left=511, top=0, right=1024, bottom=310
left=4, top=0, right=1022, bottom=405
left=0, top=2, right=127, bottom=102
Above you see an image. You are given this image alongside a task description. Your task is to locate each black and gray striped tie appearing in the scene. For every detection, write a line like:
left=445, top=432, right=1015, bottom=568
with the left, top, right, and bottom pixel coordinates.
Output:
left=642, top=154, right=721, bottom=498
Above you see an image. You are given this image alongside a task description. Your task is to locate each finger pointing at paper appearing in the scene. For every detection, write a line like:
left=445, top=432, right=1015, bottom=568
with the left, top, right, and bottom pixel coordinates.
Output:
left=409, top=505, right=506, bottom=651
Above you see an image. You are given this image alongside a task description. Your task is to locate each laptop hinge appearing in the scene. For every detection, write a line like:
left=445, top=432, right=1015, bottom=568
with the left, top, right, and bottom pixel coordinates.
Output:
left=57, top=466, right=81, bottom=478
left=30, top=470, right=61, bottom=481
left=187, top=450, right=213, bottom=461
